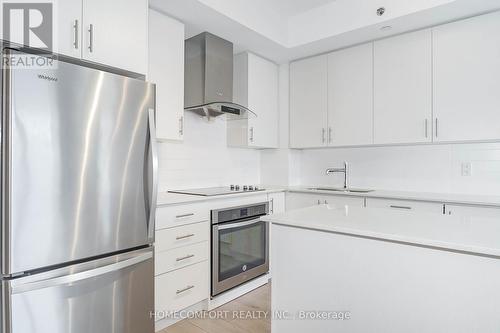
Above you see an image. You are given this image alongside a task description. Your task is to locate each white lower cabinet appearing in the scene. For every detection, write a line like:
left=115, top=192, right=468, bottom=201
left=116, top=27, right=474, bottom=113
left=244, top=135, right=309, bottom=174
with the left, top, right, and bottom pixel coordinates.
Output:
left=156, top=222, right=209, bottom=252
left=445, top=204, right=500, bottom=218
left=155, top=204, right=210, bottom=322
left=155, top=241, right=209, bottom=275
left=156, top=202, right=209, bottom=230
left=155, top=261, right=209, bottom=317
left=268, top=192, right=285, bottom=214
left=366, top=198, right=444, bottom=214
left=286, top=192, right=365, bottom=211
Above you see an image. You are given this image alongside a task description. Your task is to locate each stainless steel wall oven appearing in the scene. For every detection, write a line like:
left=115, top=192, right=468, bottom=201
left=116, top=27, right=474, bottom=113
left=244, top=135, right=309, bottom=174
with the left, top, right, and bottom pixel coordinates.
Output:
left=211, top=202, right=269, bottom=296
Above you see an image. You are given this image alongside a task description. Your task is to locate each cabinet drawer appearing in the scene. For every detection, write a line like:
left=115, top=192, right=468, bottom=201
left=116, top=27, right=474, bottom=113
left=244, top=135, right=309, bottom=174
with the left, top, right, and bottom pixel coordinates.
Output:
left=155, top=261, right=208, bottom=316
left=366, top=198, right=444, bottom=214
left=155, top=241, right=209, bottom=276
left=445, top=204, right=500, bottom=218
left=156, top=202, right=209, bottom=229
left=156, top=222, right=208, bottom=252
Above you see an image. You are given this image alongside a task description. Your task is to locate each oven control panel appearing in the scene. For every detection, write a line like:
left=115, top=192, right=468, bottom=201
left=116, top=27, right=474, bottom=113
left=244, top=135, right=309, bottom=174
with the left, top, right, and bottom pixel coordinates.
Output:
left=212, top=202, right=269, bottom=224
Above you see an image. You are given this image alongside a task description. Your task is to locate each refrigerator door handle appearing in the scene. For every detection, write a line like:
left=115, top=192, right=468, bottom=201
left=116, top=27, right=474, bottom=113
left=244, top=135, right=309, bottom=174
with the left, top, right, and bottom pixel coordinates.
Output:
left=11, top=252, right=152, bottom=294
left=147, top=108, right=158, bottom=241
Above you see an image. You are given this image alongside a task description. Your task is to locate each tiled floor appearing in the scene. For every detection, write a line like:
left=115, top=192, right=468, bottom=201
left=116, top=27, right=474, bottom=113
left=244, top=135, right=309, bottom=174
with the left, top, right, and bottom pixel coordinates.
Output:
left=160, top=284, right=271, bottom=333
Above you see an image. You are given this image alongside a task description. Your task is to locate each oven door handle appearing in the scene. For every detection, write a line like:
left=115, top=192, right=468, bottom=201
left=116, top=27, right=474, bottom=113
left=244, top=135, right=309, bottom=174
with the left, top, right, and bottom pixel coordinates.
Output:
left=217, top=218, right=263, bottom=230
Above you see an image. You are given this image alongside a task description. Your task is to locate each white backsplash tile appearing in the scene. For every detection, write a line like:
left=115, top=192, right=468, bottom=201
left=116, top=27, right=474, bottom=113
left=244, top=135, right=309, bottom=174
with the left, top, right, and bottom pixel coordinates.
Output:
left=157, top=112, right=261, bottom=191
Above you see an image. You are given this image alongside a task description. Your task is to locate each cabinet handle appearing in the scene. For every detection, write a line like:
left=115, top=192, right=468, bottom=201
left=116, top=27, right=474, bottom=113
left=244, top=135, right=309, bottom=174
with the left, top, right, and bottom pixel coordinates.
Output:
left=73, top=19, right=79, bottom=49
left=176, top=254, right=195, bottom=262
left=322, top=128, right=326, bottom=144
left=317, top=199, right=321, bottom=205
left=176, top=285, right=195, bottom=294
left=435, top=118, right=438, bottom=138
left=176, top=233, right=195, bottom=240
left=270, top=198, right=274, bottom=214
left=425, top=119, right=428, bottom=138
left=328, top=127, right=332, bottom=143
left=390, top=205, right=412, bottom=210
left=88, top=24, right=94, bottom=53
left=324, top=200, right=328, bottom=204
left=175, top=213, right=194, bottom=219
left=179, top=116, right=183, bottom=136
left=250, top=127, right=254, bottom=142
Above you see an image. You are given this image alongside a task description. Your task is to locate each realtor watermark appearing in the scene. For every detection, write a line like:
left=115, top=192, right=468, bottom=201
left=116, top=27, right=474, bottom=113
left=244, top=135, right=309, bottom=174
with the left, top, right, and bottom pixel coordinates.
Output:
left=2, top=1, right=56, bottom=69
left=150, top=309, right=351, bottom=321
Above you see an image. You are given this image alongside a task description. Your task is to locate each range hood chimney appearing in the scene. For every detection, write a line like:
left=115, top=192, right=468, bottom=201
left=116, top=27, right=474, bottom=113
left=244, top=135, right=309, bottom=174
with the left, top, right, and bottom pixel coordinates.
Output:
left=184, top=32, right=255, bottom=119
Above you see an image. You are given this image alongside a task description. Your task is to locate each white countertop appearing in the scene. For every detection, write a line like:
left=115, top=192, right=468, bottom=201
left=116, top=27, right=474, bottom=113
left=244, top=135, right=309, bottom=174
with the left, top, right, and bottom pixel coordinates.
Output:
left=262, top=204, right=500, bottom=257
left=156, top=185, right=500, bottom=208
left=288, top=186, right=500, bottom=207
left=157, top=187, right=285, bottom=206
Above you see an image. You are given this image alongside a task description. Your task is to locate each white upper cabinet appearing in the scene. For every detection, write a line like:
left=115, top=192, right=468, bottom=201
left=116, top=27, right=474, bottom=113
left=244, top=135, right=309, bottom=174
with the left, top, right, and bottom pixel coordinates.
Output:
left=327, top=43, right=373, bottom=146
left=433, top=11, right=500, bottom=143
left=289, top=55, right=328, bottom=149
left=148, top=10, right=185, bottom=141
left=374, top=30, right=432, bottom=144
left=55, top=0, right=83, bottom=59
left=82, top=0, right=148, bottom=74
left=229, top=52, right=279, bottom=148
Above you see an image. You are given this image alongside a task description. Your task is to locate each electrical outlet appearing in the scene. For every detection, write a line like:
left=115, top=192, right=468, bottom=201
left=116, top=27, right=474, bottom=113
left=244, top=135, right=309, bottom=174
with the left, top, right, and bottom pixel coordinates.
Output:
left=461, top=162, right=472, bottom=177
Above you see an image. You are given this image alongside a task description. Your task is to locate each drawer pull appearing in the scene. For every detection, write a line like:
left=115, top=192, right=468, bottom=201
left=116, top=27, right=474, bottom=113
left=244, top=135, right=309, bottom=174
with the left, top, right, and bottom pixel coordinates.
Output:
left=176, top=285, right=195, bottom=294
left=390, top=205, right=412, bottom=210
left=176, top=213, right=195, bottom=219
left=176, top=233, right=195, bottom=240
left=176, top=254, right=195, bottom=262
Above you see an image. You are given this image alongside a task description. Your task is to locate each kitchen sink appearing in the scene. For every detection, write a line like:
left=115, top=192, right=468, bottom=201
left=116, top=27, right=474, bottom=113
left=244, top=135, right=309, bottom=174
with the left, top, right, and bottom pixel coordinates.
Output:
left=308, top=187, right=374, bottom=193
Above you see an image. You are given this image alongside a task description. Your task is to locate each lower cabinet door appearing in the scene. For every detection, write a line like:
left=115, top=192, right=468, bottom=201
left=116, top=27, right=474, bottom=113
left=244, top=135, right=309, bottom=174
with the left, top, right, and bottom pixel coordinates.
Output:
left=286, top=192, right=364, bottom=211
left=445, top=204, right=500, bottom=218
left=155, top=261, right=208, bottom=318
left=366, top=198, right=444, bottom=214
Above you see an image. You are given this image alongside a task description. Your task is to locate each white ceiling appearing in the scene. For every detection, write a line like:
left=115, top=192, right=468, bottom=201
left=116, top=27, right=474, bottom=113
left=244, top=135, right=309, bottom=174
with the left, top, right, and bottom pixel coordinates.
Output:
left=150, top=0, right=500, bottom=63
left=263, top=0, right=337, bottom=16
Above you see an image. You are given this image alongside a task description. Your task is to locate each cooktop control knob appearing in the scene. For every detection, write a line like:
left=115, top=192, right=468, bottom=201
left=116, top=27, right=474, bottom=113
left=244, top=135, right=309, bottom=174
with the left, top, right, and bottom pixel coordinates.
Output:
left=230, top=185, right=235, bottom=190
left=235, top=185, right=240, bottom=190
left=248, top=186, right=254, bottom=191
left=243, top=185, right=248, bottom=191
left=254, top=186, right=259, bottom=190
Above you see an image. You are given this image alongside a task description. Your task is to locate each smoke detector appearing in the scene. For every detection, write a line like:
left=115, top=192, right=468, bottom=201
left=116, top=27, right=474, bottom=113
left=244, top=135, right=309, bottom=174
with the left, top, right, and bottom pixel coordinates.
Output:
left=377, top=7, right=385, bottom=16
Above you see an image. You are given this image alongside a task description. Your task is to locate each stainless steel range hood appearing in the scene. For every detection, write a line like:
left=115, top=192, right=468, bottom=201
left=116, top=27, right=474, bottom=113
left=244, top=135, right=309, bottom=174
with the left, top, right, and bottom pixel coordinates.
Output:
left=184, top=32, right=255, bottom=119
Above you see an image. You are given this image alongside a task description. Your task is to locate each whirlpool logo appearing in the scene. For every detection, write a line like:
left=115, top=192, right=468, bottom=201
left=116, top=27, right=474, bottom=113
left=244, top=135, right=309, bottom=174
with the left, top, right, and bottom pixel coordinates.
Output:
left=37, top=74, right=57, bottom=82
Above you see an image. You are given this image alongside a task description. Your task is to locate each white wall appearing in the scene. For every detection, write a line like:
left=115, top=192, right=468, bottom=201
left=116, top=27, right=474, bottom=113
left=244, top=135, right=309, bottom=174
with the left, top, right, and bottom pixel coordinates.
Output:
left=157, top=112, right=261, bottom=191
left=295, top=143, right=500, bottom=196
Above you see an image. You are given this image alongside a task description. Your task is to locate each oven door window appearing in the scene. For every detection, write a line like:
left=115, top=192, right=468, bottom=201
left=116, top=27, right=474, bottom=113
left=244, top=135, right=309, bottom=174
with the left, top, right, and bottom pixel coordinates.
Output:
left=218, top=219, right=267, bottom=282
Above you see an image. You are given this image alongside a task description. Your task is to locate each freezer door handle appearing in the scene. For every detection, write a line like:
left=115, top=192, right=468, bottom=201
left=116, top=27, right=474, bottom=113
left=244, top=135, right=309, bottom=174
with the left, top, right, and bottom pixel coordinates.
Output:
left=11, top=252, right=152, bottom=294
left=147, top=109, right=158, bottom=241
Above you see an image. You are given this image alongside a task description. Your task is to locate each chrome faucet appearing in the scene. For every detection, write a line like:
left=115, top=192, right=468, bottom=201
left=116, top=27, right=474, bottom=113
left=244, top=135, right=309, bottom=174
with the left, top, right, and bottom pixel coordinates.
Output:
left=326, top=161, right=349, bottom=189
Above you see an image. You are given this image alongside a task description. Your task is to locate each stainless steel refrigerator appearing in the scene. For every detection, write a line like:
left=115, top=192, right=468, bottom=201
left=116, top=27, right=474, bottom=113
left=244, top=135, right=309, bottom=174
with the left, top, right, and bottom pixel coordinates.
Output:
left=0, top=47, right=157, bottom=333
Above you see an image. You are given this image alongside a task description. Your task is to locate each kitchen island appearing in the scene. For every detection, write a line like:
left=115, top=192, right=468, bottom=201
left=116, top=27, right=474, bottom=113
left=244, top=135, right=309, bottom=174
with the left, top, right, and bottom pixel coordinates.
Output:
left=262, top=204, right=500, bottom=333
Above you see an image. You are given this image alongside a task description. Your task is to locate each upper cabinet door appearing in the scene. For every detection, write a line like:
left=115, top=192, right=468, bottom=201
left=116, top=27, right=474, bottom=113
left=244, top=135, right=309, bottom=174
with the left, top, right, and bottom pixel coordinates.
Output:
left=148, top=10, right=185, bottom=141
left=55, top=0, right=82, bottom=58
left=433, top=11, right=500, bottom=143
left=289, top=55, right=328, bottom=148
left=374, top=30, right=432, bottom=144
left=247, top=53, right=279, bottom=148
left=82, top=0, right=148, bottom=74
left=327, top=43, right=373, bottom=146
